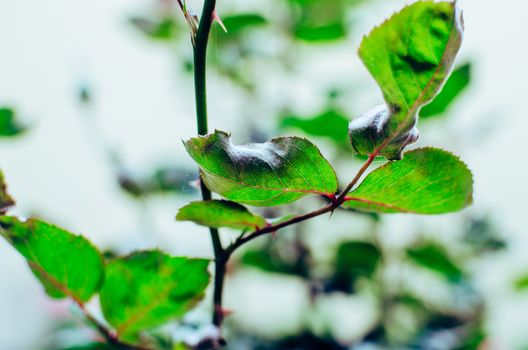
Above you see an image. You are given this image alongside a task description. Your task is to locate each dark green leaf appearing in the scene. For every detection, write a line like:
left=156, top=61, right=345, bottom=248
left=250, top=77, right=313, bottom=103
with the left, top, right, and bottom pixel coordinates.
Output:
left=0, top=107, right=26, bottom=137
left=222, top=14, right=267, bottom=35
left=184, top=130, right=338, bottom=207
left=177, top=200, right=267, bottom=230
left=326, top=241, right=381, bottom=293
left=421, top=63, right=472, bottom=118
left=240, top=242, right=310, bottom=278
left=280, top=109, right=350, bottom=146
left=351, top=1, right=463, bottom=160
left=100, top=250, right=209, bottom=340
left=406, top=243, right=463, bottom=281
left=343, top=148, right=473, bottom=214
left=0, top=217, right=104, bottom=302
left=0, top=171, right=14, bottom=214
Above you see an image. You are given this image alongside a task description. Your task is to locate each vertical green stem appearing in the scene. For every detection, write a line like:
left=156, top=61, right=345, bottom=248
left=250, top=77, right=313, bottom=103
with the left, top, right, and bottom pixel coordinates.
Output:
left=192, top=0, right=226, bottom=328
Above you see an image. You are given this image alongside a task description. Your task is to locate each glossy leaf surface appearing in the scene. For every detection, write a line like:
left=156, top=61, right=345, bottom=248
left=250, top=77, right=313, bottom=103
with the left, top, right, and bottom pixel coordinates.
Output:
left=100, top=250, right=209, bottom=340
left=0, top=217, right=104, bottom=302
left=177, top=200, right=267, bottom=230
left=351, top=1, right=464, bottom=159
left=184, top=130, right=338, bottom=206
left=343, top=148, right=473, bottom=214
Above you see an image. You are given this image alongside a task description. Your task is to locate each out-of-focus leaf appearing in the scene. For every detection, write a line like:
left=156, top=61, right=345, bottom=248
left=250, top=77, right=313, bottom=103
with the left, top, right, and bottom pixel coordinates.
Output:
left=294, top=22, right=346, bottom=42
left=414, top=315, right=485, bottom=350
left=464, top=217, right=506, bottom=253
left=100, top=250, right=209, bottom=340
left=184, top=130, right=338, bottom=207
left=118, top=167, right=197, bottom=198
left=288, top=0, right=350, bottom=42
left=240, top=247, right=309, bottom=277
left=222, top=14, right=267, bottom=35
left=0, top=217, right=104, bottom=302
left=343, top=148, right=473, bottom=214
left=0, top=107, right=26, bottom=137
left=0, top=171, right=14, bottom=214
left=130, top=17, right=178, bottom=40
left=406, top=243, right=462, bottom=281
left=352, top=1, right=463, bottom=160
left=280, top=109, right=350, bottom=147
left=177, top=200, right=267, bottom=230
left=421, top=63, right=472, bottom=118
left=326, top=241, right=381, bottom=293
left=514, top=275, right=528, bottom=290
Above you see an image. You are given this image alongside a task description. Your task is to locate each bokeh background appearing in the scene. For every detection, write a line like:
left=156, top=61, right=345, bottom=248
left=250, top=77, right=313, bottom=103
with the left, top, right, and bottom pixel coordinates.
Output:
left=1, top=0, right=527, bottom=349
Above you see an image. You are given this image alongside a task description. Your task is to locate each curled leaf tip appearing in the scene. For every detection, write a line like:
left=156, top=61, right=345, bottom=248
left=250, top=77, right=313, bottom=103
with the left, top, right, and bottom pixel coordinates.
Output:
left=349, top=105, right=419, bottom=161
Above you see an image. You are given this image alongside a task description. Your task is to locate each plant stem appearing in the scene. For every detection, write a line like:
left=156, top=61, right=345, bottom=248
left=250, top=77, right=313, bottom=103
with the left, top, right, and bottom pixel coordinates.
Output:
left=192, top=0, right=226, bottom=328
left=189, top=0, right=379, bottom=334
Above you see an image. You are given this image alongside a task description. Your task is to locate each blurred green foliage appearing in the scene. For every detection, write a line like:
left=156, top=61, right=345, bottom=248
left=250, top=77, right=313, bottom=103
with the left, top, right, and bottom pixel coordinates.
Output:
left=0, top=0, right=493, bottom=349
left=422, top=63, right=472, bottom=118
left=0, top=107, right=26, bottom=137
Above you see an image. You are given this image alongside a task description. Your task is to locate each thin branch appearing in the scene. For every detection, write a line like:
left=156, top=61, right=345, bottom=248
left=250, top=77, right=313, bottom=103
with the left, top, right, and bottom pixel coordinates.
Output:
left=336, top=152, right=379, bottom=203
left=224, top=152, right=379, bottom=259
left=74, top=300, right=154, bottom=350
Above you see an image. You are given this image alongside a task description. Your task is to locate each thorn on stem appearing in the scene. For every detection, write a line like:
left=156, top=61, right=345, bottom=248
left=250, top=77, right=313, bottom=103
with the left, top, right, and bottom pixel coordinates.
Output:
left=212, top=10, right=227, bottom=33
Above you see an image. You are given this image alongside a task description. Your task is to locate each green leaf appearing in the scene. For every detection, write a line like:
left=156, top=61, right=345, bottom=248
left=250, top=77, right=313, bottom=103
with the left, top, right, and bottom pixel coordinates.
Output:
left=222, top=14, right=267, bottom=35
left=0, top=107, right=26, bottom=137
left=406, top=243, right=462, bottom=281
left=177, top=200, right=267, bottom=230
left=0, top=171, right=15, bottom=214
left=100, top=250, right=210, bottom=340
left=351, top=1, right=463, bottom=160
left=0, top=217, right=104, bottom=302
left=421, top=62, right=472, bottom=118
left=280, top=109, right=350, bottom=146
left=184, top=130, right=338, bottom=207
left=343, top=148, right=473, bottom=214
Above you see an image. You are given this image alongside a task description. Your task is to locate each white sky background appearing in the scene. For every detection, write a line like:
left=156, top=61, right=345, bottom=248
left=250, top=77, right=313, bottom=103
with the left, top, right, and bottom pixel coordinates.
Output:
left=0, top=0, right=527, bottom=348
